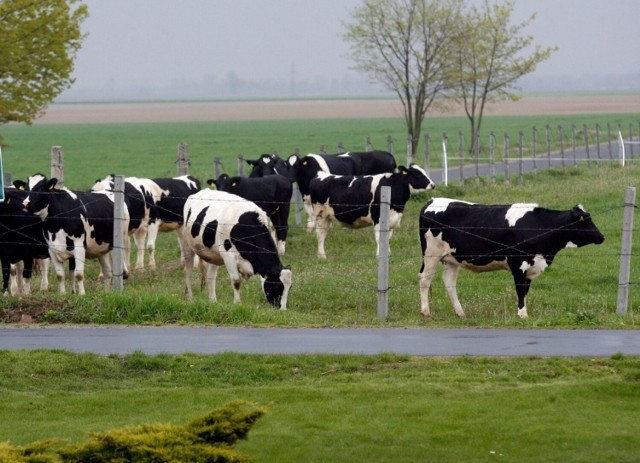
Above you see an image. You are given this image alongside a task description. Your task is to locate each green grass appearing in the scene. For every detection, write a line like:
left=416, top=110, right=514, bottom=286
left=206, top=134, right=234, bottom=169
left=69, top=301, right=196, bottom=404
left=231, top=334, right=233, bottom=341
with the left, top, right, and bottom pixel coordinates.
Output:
left=1, top=162, right=638, bottom=328
left=1, top=351, right=639, bottom=462
left=0, top=113, right=639, bottom=327
left=1, top=113, right=638, bottom=188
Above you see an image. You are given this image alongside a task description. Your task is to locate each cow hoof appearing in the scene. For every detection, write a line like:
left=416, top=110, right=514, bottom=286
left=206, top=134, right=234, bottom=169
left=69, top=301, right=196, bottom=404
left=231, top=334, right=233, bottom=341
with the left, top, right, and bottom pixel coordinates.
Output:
left=422, top=313, right=432, bottom=321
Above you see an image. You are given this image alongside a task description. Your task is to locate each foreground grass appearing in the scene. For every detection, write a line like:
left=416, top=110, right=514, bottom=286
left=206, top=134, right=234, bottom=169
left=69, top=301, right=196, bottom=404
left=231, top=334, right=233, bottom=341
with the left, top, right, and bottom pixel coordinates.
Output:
left=0, top=350, right=639, bottom=462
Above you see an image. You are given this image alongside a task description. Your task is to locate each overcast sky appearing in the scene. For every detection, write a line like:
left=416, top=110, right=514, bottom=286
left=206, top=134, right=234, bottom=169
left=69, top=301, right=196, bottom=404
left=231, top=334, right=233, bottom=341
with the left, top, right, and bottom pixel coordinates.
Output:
left=60, top=0, right=640, bottom=100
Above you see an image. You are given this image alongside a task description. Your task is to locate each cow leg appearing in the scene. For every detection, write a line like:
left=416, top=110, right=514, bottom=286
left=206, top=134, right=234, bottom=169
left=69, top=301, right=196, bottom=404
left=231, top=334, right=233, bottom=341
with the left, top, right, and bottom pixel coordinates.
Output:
left=273, top=210, right=288, bottom=256
left=10, top=262, right=23, bottom=296
left=39, top=258, right=50, bottom=291
left=220, top=253, right=242, bottom=303
left=205, top=262, right=218, bottom=302
left=314, top=209, right=331, bottom=260
left=72, top=241, right=86, bottom=295
left=21, top=257, right=34, bottom=296
left=146, top=222, right=159, bottom=271
left=303, top=198, right=315, bottom=233
left=442, top=263, right=465, bottom=319
left=98, top=254, right=113, bottom=292
left=374, top=224, right=394, bottom=258
left=511, top=269, right=532, bottom=319
left=181, top=235, right=196, bottom=300
left=3, top=259, right=12, bottom=296
left=132, top=227, right=147, bottom=270
left=419, top=256, right=440, bottom=320
left=49, top=250, right=67, bottom=294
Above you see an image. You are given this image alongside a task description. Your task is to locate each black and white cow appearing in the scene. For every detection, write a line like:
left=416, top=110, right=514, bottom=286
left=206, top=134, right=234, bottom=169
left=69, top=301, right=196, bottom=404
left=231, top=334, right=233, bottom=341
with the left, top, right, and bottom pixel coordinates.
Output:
left=208, top=174, right=292, bottom=255
left=418, top=198, right=605, bottom=320
left=0, top=187, right=50, bottom=296
left=22, top=174, right=130, bottom=294
left=309, top=164, right=435, bottom=259
left=92, top=175, right=153, bottom=272
left=94, top=175, right=202, bottom=270
left=247, top=153, right=290, bottom=178
left=181, top=189, right=292, bottom=309
left=145, top=175, right=202, bottom=268
left=288, top=150, right=397, bottom=230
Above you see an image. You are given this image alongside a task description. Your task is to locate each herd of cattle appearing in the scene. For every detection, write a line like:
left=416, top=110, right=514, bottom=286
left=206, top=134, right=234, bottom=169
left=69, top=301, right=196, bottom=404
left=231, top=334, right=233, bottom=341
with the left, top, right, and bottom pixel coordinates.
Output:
left=0, top=149, right=605, bottom=318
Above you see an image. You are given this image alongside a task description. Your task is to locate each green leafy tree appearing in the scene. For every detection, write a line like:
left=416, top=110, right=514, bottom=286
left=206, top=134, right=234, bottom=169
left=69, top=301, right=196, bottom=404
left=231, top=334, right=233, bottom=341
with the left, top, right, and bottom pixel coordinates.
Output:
left=0, top=0, right=88, bottom=128
left=451, top=0, right=557, bottom=153
left=343, top=0, right=463, bottom=156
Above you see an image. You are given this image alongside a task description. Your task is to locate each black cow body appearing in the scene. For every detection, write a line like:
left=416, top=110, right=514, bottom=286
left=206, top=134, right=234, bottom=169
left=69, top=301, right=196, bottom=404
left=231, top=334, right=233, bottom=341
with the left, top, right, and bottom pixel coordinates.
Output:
left=181, top=189, right=292, bottom=309
left=418, top=198, right=605, bottom=319
left=209, top=174, right=292, bottom=255
left=22, top=175, right=130, bottom=295
left=288, top=150, right=397, bottom=231
left=309, top=164, right=434, bottom=259
left=0, top=188, right=50, bottom=295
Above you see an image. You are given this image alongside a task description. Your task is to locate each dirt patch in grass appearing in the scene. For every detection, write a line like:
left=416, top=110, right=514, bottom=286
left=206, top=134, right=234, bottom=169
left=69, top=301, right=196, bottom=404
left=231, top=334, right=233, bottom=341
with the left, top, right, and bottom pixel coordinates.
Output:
left=35, top=94, right=640, bottom=125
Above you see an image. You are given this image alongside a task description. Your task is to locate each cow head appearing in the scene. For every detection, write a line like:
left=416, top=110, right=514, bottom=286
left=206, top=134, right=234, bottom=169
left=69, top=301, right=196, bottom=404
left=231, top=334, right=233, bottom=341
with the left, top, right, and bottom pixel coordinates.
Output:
left=92, top=174, right=115, bottom=192
left=399, top=164, right=436, bottom=193
left=208, top=174, right=231, bottom=191
left=566, top=205, right=605, bottom=247
left=247, top=154, right=289, bottom=178
left=22, top=175, right=58, bottom=219
left=261, top=267, right=292, bottom=310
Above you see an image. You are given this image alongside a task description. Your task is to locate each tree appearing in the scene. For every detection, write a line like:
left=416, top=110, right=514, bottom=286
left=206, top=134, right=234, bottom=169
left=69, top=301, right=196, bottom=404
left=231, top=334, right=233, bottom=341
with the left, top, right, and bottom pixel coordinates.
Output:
left=451, top=0, right=557, bottom=153
left=343, top=0, right=463, bottom=156
left=0, top=0, right=88, bottom=127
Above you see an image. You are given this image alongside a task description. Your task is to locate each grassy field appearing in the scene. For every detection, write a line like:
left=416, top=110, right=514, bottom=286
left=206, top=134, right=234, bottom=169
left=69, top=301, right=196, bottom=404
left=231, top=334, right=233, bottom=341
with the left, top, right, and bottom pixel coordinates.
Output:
left=1, top=113, right=639, bottom=327
left=2, top=112, right=638, bottom=188
left=1, top=351, right=640, bottom=462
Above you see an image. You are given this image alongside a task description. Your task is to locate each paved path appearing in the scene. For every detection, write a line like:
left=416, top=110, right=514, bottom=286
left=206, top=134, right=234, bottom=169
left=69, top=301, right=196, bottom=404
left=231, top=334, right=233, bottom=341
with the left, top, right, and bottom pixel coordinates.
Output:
left=1, top=326, right=639, bottom=357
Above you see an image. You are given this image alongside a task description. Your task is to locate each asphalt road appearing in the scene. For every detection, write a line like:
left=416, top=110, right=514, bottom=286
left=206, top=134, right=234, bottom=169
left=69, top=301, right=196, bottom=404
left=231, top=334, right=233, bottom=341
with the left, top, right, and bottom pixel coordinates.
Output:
left=1, top=326, right=639, bottom=357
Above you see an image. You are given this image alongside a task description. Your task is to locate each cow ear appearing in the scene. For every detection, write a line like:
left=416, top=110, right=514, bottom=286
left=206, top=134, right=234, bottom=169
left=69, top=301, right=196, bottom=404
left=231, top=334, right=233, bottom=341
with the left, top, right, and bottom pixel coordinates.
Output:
left=206, top=179, right=216, bottom=188
left=231, top=181, right=237, bottom=187
left=13, top=180, right=27, bottom=190
left=246, top=159, right=258, bottom=166
left=46, top=178, right=58, bottom=190
left=398, top=165, right=408, bottom=174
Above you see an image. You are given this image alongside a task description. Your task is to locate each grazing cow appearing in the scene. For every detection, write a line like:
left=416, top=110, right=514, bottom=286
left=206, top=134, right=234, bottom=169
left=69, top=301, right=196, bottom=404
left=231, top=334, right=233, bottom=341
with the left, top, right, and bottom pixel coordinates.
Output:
left=181, top=189, right=292, bottom=309
left=309, top=164, right=435, bottom=259
left=0, top=187, right=50, bottom=296
left=22, top=174, right=130, bottom=295
left=247, top=153, right=290, bottom=178
left=418, top=198, right=605, bottom=320
left=208, top=174, right=292, bottom=255
left=288, top=150, right=397, bottom=230
left=92, top=175, right=153, bottom=271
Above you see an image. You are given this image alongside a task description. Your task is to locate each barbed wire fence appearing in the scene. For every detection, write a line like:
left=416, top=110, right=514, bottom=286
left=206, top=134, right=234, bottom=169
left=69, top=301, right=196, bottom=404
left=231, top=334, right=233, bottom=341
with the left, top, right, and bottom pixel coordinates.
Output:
left=2, top=120, right=639, bottom=318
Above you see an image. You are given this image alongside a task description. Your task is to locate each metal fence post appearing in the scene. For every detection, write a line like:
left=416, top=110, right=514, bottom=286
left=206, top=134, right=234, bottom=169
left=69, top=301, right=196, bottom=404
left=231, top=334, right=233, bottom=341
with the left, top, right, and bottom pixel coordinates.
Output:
left=377, top=186, right=391, bottom=321
left=112, top=175, right=126, bottom=292
left=617, top=186, right=636, bottom=315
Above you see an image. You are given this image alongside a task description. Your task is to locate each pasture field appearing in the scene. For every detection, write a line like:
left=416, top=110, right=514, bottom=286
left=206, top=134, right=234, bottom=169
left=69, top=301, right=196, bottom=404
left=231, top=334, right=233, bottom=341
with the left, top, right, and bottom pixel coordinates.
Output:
left=0, top=154, right=638, bottom=328
left=1, top=351, right=639, bottom=462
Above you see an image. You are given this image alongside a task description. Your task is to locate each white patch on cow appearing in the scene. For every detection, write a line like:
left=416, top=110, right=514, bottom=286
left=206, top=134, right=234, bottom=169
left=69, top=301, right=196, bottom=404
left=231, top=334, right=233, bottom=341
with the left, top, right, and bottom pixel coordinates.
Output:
left=338, top=152, right=351, bottom=157
left=519, top=254, right=548, bottom=279
left=505, top=203, right=537, bottom=226
left=565, top=241, right=578, bottom=248
left=28, top=174, right=46, bottom=190
left=425, top=198, right=475, bottom=214
left=308, top=154, right=331, bottom=173
left=176, top=175, right=199, bottom=191
left=317, top=171, right=338, bottom=181
left=263, top=157, right=272, bottom=164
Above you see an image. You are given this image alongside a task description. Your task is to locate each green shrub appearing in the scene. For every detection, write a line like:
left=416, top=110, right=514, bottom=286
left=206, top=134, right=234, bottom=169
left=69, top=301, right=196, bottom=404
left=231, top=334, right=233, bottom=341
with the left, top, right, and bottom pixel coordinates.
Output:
left=0, top=402, right=265, bottom=463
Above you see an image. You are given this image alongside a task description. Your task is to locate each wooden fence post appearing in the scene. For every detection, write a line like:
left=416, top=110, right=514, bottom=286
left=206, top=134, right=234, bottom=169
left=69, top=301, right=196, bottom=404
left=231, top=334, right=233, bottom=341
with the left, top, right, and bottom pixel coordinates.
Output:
left=503, top=133, right=510, bottom=184
left=545, top=124, right=552, bottom=168
left=365, top=136, right=373, bottom=151
left=50, top=146, right=64, bottom=186
left=112, top=175, right=126, bottom=292
left=617, top=186, right=636, bottom=315
left=237, top=154, right=245, bottom=176
left=532, top=126, right=538, bottom=173
left=387, top=135, right=394, bottom=154
left=558, top=125, right=566, bottom=172
left=337, top=142, right=345, bottom=154
left=518, top=131, right=524, bottom=185
left=377, top=186, right=391, bottom=321
left=583, top=124, right=591, bottom=168
left=571, top=124, right=577, bottom=168
left=176, top=143, right=189, bottom=176
left=213, top=157, right=222, bottom=179
left=489, top=131, right=496, bottom=183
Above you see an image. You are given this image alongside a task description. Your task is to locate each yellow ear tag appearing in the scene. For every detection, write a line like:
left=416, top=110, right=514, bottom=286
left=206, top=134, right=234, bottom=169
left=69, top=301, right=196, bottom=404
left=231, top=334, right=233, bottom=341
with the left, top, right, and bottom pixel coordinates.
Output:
left=579, top=215, right=585, bottom=222
left=303, top=161, right=308, bottom=165
left=232, top=182, right=237, bottom=187
left=19, top=186, right=25, bottom=191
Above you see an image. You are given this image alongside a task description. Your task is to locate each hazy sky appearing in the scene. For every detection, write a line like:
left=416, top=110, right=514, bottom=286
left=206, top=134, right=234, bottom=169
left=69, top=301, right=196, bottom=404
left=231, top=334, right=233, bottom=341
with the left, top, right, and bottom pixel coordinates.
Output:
left=61, top=0, right=640, bottom=99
